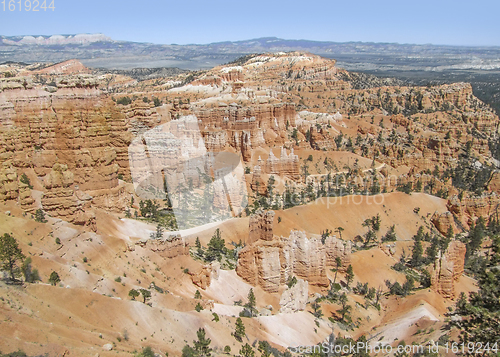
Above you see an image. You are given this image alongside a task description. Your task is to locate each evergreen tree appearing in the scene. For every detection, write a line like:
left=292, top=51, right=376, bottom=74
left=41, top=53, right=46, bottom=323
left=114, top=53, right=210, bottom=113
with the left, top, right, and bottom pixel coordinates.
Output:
left=411, top=240, right=424, bottom=268
left=451, top=235, right=500, bottom=347
left=20, top=173, right=33, bottom=188
left=467, top=217, right=486, bottom=258
left=363, top=229, right=377, bottom=247
left=128, top=289, right=140, bottom=300
left=205, top=229, right=225, bottom=262
left=336, top=226, right=344, bottom=240
left=382, top=225, right=397, bottom=242
left=193, top=328, right=212, bottom=357
left=257, top=341, right=272, bottom=357
left=412, top=226, right=425, bottom=241
left=140, top=289, right=151, bottom=303
left=372, top=214, right=381, bottom=231
left=0, top=233, right=25, bottom=281
left=415, top=180, right=423, bottom=192
left=48, top=271, right=60, bottom=286
left=155, top=224, right=164, bottom=239
left=195, top=237, right=203, bottom=257
left=245, top=288, right=256, bottom=317
left=35, top=209, right=47, bottom=223
left=239, top=343, right=255, bottom=357
left=311, top=299, right=323, bottom=319
left=337, top=293, right=352, bottom=323
left=346, top=265, right=354, bottom=289
left=320, top=229, right=331, bottom=244
left=181, top=345, right=197, bottom=357
left=234, top=317, right=245, bottom=342
left=425, top=236, right=439, bottom=264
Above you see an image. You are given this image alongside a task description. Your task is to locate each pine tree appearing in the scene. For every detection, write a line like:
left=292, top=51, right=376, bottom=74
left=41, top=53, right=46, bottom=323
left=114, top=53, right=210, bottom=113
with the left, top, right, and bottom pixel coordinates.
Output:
left=337, top=293, right=352, bottom=323
left=336, top=226, right=344, bottom=239
left=0, top=233, right=26, bottom=281
left=155, top=224, right=164, bottom=239
left=234, top=317, right=245, bottom=342
left=245, top=288, right=257, bottom=317
left=193, top=328, right=212, bottom=357
left=48, top=271, right=60, bottom=286
left=195, top=237, right=203, bottom=257
left=372, top=214, right=381, bottom=231
left=239, top=343, right=255, bottom=357
left=346, top=265, right=354, bottom=289
left=412, top=226, right=425, bottom=241
left=311, top=299, right=323, bottom=319
left=411, top=240, right=424, bottom=268
left=451, top=236, right=500, bottom=347
left=195, top=302, right=203, bottom=312
left=382, top=225, right=397, bottom=242
left=363, top=229, right=377, bottom=247
left=35, top=209, right=47, bottom=223
left=467, top=217, right=485, bottom=258
left=425, top=236, right=439, bottom=263
left=246, top=288, right=256, bottom=315
left=205, top=229, right=225, bottom=262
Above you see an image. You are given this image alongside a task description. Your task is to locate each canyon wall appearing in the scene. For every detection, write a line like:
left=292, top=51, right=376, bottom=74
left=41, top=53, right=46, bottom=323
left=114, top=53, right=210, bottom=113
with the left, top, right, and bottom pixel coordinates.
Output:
left=237, top=210, right=351, bottom=293
left=430, top=240, right=466, bottom=298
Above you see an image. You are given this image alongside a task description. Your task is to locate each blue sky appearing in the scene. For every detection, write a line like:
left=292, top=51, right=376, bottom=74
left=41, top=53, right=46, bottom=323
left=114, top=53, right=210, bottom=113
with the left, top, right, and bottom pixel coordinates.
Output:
left=0, top=0, right=499, bottom=46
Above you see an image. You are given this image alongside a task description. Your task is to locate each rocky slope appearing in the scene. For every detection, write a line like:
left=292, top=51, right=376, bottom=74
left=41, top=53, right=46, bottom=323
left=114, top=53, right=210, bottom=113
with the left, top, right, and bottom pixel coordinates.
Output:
left=0, top=51, right=496, bottom=356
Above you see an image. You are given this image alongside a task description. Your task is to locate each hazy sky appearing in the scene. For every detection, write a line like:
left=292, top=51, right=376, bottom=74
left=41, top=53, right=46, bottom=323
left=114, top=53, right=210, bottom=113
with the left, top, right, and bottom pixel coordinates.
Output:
left=1, top=0, right=499, bottom=46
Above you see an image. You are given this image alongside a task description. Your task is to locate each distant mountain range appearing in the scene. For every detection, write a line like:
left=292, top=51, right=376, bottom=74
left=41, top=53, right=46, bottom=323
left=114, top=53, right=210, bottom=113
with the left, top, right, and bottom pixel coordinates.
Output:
left=2, top=33, right=500, bottom=71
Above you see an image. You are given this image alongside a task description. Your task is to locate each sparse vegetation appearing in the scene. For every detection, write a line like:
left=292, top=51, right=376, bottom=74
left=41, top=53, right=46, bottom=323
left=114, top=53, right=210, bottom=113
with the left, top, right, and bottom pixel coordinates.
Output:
left=34, top=209, right=47, bottom=223
left=48, top=271, right=60, bottom=286
left=19, top=173, right=33, bottom=189
left=128, top=289, right=140, bottom=300
left=116, top=96, right=132, bottom=105
left=139, top=289, right=151, bottom=303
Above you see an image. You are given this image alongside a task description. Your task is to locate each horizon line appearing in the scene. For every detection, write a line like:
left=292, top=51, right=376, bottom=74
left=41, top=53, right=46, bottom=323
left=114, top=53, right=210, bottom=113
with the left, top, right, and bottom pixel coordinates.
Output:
left=2, top=33, right=500, bottom=49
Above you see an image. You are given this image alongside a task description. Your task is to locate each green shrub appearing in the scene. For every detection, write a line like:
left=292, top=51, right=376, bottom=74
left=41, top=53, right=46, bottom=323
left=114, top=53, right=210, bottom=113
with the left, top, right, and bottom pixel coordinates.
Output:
left=116, top=96, right=132, bottom=106
left=48, top=271, right=60, bottom=286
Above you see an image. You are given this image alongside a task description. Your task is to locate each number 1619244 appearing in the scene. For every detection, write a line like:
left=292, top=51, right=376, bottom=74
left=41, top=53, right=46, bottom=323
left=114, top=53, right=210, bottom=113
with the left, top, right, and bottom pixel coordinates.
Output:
left=2, top=0, right=55, bottom=11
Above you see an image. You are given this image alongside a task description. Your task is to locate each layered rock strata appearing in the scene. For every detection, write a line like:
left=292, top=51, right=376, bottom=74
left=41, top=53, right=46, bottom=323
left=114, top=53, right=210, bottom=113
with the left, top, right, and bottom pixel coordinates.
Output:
left=136, top=234, right=189, bottom=259
left=237, top=210, right=351, bottom=293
